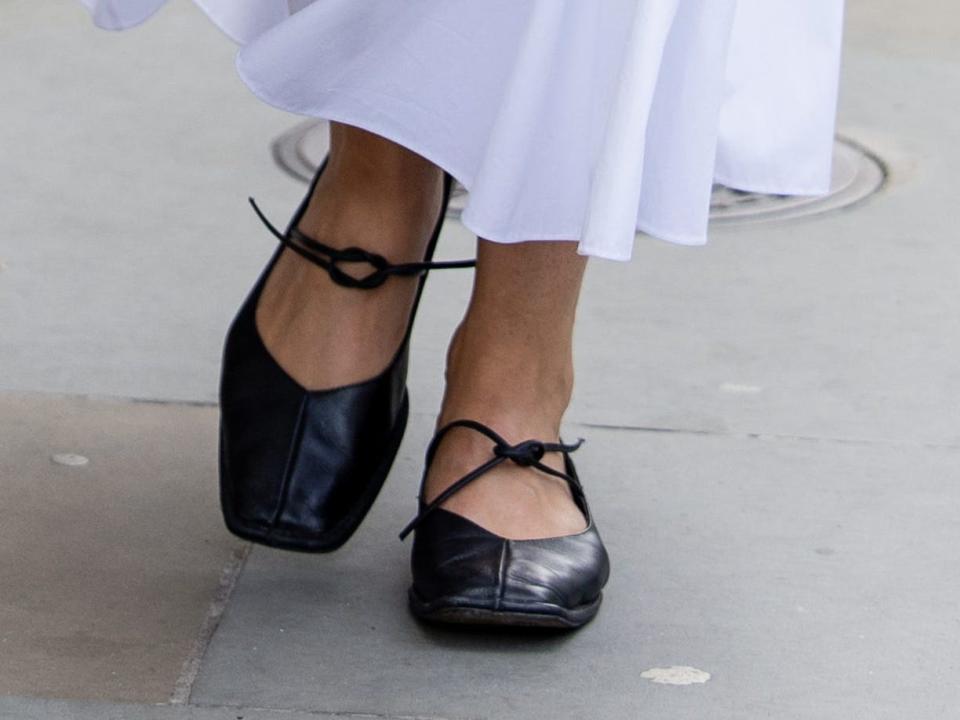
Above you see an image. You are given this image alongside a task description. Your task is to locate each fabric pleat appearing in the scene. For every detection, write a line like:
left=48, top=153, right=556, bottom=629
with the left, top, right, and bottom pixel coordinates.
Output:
left=79, top=0, right=845, bottom=261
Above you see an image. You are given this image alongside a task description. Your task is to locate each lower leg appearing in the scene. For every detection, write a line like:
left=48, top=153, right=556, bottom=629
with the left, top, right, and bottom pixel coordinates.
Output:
left=256, top=122, right=443, bottom=390
left=426, top=238, right=589, bottom=539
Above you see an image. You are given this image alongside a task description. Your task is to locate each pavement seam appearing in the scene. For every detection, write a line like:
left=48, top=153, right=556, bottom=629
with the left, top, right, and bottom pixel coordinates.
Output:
left=0, top=697, right=469, bottom=720
left=8, top=390, right=958, bottom=451
left=574, top=421, right=960, bottom=451
left=169, top=543, right=253, bottom=705
left=188, top=702, right=470, bottom=720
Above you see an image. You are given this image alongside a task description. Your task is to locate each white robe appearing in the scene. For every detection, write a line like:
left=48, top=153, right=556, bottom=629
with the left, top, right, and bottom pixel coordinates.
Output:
left=80, top=0, right=845, bottom=261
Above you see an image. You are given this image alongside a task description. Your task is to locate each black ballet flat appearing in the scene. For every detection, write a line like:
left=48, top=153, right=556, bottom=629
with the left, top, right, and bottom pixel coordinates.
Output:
left=399, top=419, right=610, bottom=629
left=218, top=160, right=474, bottom=553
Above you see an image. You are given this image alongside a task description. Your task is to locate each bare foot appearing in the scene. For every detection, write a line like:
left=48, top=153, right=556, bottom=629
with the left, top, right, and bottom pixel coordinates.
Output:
left=255, top=127, right=444, bottom=390
left=423, top=322, right=588, bottom=540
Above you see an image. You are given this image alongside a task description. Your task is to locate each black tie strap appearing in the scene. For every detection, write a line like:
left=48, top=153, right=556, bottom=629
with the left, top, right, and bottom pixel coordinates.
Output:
left=249, top=197, right=475, bottom=290
left=398, top=419, right=585, bottom=540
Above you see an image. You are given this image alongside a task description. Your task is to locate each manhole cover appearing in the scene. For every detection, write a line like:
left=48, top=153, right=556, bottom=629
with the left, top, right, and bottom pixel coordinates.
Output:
left=273, top=121, right=885, bottom=226
left=710, top=137, right=885, bottom=225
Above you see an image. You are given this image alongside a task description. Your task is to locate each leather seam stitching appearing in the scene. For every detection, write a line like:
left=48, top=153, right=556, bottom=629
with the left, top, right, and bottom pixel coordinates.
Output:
left=269, top=394, right=310, bottom=529
left=495, top=541, right=508, bottom=611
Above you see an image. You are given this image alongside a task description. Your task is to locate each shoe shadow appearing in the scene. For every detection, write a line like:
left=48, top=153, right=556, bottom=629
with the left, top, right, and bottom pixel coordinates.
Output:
left=410, top=616, right=582, bottom=652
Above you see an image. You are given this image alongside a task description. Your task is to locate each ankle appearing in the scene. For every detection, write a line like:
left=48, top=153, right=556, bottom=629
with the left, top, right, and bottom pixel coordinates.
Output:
left=297, top=164, right=443, bottom=264
left=447, top=319, right=575, bottom=391
left=439, top=322, right=574, bottom=437
left=320, top=131, right=444, bottom=229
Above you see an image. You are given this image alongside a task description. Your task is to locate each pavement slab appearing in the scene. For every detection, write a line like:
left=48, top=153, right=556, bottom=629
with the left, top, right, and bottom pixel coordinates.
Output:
left=189, top=419, right=960, bottom=720
left=0, top=393, right=244, bottom=703
left=0, top=0, right=301, bottom=404
left=0, top=696, right=391, bottom=720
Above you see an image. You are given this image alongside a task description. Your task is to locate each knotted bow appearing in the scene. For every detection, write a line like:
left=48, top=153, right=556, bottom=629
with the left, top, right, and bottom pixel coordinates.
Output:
left=398, top=419, right=585, bottom=540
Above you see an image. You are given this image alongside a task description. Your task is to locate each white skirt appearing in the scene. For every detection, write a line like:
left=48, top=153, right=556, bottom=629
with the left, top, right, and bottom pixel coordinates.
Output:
left=80, top=0, right=845, bottom=261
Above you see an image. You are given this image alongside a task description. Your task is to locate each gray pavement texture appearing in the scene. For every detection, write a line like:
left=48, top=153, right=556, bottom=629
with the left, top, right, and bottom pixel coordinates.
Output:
left=2, top=0, right=959, bottom=719
left=0, top=697, right=356, bottom=720
left=0, top=394, right=243, bottom=703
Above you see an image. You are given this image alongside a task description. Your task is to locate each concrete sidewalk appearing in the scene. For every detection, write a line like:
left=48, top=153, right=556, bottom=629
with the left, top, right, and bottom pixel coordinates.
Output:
left=2, top=1, right=958, bottom=718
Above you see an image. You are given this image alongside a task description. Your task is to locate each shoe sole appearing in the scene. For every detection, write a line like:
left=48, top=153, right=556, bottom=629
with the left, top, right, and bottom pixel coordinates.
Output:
left=219, top=392, right=409, bottom=553
left=408, top=588, right=603, bottom=629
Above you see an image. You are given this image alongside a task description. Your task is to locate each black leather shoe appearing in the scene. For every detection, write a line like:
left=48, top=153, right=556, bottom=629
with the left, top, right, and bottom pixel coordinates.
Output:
left=399, top=419, right=610, bottom=628
left=219, top=160, right=474, bottom=552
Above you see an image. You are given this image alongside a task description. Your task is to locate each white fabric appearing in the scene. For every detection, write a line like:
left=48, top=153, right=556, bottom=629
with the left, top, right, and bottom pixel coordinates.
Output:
left=79, top=0, right=844, bottom=261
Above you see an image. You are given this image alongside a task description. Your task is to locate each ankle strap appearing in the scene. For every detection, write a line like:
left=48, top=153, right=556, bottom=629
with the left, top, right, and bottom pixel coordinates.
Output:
left=398, top=419, right=586, bottom=540
left=248, top=197, right=476, bottom=290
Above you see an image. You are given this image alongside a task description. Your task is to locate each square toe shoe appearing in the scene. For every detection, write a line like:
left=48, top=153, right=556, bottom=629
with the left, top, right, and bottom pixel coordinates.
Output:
left=219, top=161, right=474, bottom=552
left=400, top=419, right=610, bottom=628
